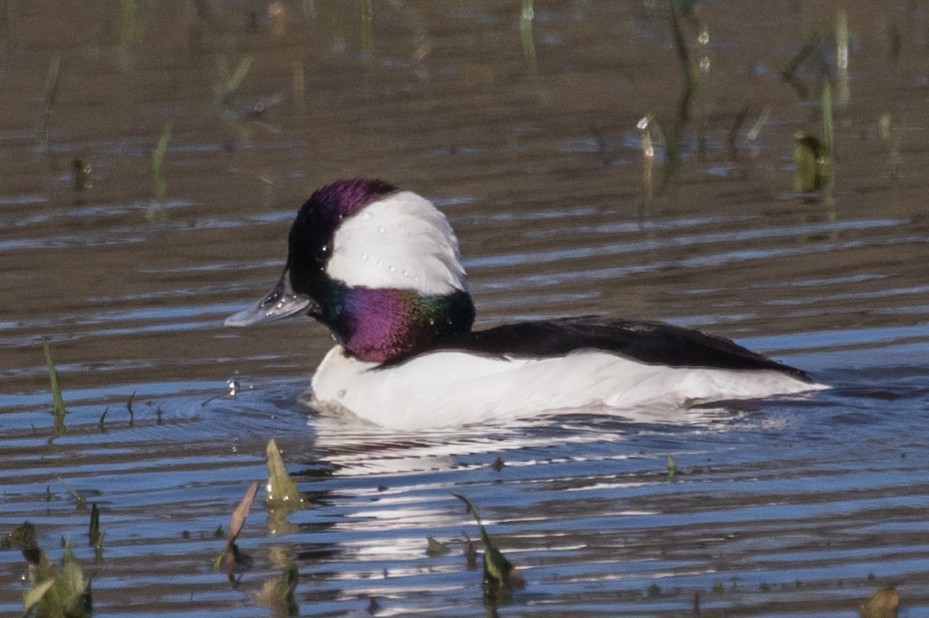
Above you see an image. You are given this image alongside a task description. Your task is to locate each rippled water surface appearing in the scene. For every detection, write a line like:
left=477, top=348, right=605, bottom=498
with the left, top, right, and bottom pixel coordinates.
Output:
left=2, top=1, right=929, bottom=616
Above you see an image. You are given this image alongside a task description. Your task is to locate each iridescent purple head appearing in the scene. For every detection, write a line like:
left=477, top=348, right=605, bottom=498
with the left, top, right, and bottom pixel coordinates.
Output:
left=287, top=179, right=400, bottom=302
left=225, top=179, right=475, bottom=363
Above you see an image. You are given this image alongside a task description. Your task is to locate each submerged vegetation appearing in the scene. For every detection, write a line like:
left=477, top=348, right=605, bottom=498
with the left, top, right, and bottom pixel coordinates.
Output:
left=7, top=523, right=93, bottom=618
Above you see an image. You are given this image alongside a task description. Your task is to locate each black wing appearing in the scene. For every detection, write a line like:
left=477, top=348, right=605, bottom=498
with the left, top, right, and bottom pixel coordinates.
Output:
left=422, top=316, right=812, bottom=382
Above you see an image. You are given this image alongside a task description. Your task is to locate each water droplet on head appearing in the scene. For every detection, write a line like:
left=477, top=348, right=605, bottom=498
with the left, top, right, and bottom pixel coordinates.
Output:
left=361, top=253, right=369, bottom=261
left=377, top=225, right=385, bottom=234
left=337, top=389, right=346, bottom=398
left=388, top=265, right=395, bottom=272
left=362, top=212, right=372, bottom=220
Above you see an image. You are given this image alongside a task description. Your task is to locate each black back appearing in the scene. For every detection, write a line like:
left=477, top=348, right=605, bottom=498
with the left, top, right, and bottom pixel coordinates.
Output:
left=391, top=316, right=812, bottom=382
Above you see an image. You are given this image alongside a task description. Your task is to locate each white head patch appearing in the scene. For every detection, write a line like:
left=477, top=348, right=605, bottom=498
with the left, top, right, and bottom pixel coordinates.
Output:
left=326, top=191, right=467, bottom=295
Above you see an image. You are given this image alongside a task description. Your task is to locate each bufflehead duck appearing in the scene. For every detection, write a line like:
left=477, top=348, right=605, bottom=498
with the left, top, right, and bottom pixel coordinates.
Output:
left=226, top=179, right=825, bottom=429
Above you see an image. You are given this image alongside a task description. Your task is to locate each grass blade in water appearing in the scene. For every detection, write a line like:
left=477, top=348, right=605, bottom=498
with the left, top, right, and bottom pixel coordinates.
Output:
left=221, top=480, right=259, bottom=582
left=42, top=338, right=67, bottom=434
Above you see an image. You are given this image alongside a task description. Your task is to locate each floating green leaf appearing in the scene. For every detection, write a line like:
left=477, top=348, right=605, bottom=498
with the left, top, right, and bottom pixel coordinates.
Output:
left=265, top=439, right=305, bottom=509
left=42, top=338, right=67, bottom=435
left=451, top=492, right=525, bottom=604
left=426, top=537, right=450, bottom=557
left=21, top=538, right=92, bottom=618
left=22, top=579, right=56, bottom=614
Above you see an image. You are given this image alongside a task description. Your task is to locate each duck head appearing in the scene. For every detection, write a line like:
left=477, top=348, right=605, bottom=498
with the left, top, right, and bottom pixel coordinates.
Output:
left=225, top=179, right=476, bottom=363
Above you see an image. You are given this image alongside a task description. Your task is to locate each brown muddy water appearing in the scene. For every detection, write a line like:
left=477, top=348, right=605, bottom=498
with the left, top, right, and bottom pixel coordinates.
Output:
left=2, top=1, right=929, bottom=616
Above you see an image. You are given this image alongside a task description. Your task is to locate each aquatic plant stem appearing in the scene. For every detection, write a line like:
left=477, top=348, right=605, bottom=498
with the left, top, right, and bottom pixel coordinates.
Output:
left=42, top=338, right=67, bottom=434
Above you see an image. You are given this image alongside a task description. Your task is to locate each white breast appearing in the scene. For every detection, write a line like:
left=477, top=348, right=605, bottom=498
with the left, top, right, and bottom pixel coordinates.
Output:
left=308, top=346, right=826, bottom=430
left=325, top=191, right=466, bottom=295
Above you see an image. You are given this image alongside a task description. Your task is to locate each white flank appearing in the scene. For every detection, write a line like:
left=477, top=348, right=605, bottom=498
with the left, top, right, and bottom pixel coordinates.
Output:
left=326, top=191, right=467, bottom=294
left=309, top=346, right=828, bottom=430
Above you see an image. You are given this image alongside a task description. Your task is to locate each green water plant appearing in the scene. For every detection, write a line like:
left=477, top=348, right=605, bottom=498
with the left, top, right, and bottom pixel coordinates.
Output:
left=637, top=115, right=656, bottom=207
left=35, top=55, right=61, bottom=156
left=426, top=537, right=450, bottom=557
left=9, top=522, right=93, bottom=618
left=216, top=55, right=252, bottom=111
left=859, top=585, right=899, bottom=618
left=265, top=439, right=306, bottom=535
left=71, top=158, right=93, bottom=192
left=666, top=454, right=678, bottom=482
left=88, top=503, right=104, bottom=562
left=520, top=0, right=537, bottom=79
left=662, top=0, right=706, bottom=187
left=125, top=390, right=137, bottom=427
left=42, top=338, right=66, bottom=435
left=835, top=10, right=850, bottom=106
left=792, top=133, right=829, bottom=193
left=57, top=478, right=86, bottom=510
left=821, top=79, right=834, bottom=160
left=119, top=0, right=149, bottom=70
left=879, top=113, right=902, bottom=180
left=360, top=0, right=374, bottom=67
left=265, top=439, right=304, bottom=508
left=452, top=493, right=525, bottom=605
left=792, top=77, right=835, bottom=206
